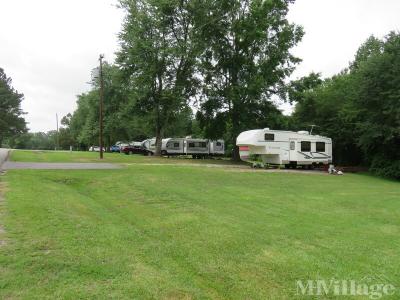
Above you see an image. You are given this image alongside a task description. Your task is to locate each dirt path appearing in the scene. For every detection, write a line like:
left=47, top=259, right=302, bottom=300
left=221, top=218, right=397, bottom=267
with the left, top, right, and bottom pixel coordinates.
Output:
left=0, top=149, right=9, bottom=246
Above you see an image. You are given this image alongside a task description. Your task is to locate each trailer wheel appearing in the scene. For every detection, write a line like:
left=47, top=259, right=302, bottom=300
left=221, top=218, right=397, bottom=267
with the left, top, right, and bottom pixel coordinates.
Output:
left=161, top=150, right=167, bottom=156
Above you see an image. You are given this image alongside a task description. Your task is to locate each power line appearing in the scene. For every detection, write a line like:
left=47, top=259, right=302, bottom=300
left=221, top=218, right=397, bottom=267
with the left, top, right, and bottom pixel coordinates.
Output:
left=99, top=54, right=105, bottom=160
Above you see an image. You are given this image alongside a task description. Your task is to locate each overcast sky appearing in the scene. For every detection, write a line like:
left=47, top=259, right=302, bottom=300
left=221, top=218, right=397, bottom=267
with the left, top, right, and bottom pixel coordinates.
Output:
left=1, top=0, right=400, bottom=132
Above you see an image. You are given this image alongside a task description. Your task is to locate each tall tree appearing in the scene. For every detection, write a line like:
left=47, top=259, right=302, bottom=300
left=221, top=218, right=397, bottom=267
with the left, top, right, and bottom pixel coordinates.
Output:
left=291, top=73, right=363, bottom=165
left=0, top=68, right=27, bottom=147
left=196, top=0, right=303, bottom=159
left=354, top=32, right=400, bottom=178
left=117, top=0, right=199, bottom=155
left=291, top=33, right=400, bottom=179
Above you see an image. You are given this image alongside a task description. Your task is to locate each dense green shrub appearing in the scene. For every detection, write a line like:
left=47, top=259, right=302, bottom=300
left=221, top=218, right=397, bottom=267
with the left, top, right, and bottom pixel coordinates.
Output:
left=370, top=156, right=400, bottom=180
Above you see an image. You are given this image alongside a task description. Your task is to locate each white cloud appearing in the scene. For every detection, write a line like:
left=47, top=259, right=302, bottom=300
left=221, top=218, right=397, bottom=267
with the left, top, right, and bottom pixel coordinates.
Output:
left=279, top=0, right=400, bottom=115
left=0, top=0, right=124, bottom=131
left=288, top=0, right=400, bottom=79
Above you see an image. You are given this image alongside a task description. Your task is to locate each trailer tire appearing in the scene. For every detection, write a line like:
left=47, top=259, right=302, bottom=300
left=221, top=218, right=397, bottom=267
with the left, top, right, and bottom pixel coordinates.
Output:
left=161, top=150, right=167, bottom=156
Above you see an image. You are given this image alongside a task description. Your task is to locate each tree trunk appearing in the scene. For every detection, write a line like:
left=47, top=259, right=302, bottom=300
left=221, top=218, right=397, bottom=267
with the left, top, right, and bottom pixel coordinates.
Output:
left=232, top=143, right=240, bottom=161
left=231, top=126, right=241, bottom=162
left=229, top=80, right=241, bottom=162
left=154, top=125, right=162, bottom=156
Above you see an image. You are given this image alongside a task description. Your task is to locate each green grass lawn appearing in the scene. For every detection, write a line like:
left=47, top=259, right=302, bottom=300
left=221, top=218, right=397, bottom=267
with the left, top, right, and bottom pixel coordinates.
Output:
left=1, top=153, right=400, bottom=298
left=10, top=150, right=241, bottom=166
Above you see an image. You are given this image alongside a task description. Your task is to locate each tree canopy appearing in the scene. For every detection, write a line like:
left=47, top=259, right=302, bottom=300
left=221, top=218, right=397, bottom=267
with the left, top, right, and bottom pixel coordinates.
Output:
left=10, top=2, right=399, bottom=179
left=0, top=68, right=27, bottom=147
left=195, top=0, right=303, bottom=159
left=116, top=0, right=200, bottom=155
left=292, top=32, right=400, bottom=178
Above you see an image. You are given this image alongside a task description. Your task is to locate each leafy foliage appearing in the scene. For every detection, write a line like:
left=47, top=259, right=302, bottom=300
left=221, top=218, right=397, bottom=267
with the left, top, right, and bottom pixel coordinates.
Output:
left=11, top=3, right=398, bottom=180
left=292, top=32, right=400, bottom=178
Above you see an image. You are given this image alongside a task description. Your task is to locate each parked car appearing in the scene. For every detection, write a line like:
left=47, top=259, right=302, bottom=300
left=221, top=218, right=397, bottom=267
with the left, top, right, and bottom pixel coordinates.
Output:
left=120, top=143, right=148, bottom=155
left=110, top=145, right=121, bottom=152
left=89, top=146, right=106, bottom=152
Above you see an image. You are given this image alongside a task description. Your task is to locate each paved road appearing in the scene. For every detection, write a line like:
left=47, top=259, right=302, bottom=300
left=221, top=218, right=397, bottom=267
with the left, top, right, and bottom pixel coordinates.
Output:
left=0, top=149, right=121, bottom=170
left=2, top=162, right=122, bottom=170
left=0, top=149, right=10, bottom=170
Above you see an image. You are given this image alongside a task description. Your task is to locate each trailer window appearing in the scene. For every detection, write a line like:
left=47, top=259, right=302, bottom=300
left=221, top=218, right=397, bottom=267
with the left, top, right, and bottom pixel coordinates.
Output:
left=301, top=141, right=311, bottom=152
left=290, top=141, right=295, bottom=150
left=216, top=142, right=222, bottom=147
left=316, top=142, right=325, bottom=152
left=265, top=133, right=274, bottom=141
left=189, top=142, right=207, bottom=148
left=167, top=142, right=179, bottom=148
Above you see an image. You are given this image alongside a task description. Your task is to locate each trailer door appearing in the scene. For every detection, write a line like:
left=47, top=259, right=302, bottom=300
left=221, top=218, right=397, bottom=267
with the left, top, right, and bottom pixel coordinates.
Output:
left=289, top=139, right=297, bottom=161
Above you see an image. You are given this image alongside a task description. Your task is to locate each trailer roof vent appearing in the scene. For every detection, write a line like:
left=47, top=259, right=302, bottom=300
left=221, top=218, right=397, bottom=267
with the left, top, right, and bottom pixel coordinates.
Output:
left=263, top=128, right=270, bottom=131
left=297, top=131, right=309, bottom=135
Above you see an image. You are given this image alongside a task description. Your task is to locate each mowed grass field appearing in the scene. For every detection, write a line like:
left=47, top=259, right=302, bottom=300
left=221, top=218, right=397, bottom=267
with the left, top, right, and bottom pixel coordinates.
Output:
left=10, top=150, right=241, bottom=166
left=0, top=151, right=399, bottom=298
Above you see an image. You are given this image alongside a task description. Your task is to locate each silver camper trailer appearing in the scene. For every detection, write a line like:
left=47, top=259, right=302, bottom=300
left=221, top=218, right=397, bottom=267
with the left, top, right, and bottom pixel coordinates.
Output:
left=142, top=137, right=225, bottom=157
left=162, top=138, right=185, bottom=155
left=184, top=138, right=209, bottom=158
left=209, top=140, right=225, bottom=156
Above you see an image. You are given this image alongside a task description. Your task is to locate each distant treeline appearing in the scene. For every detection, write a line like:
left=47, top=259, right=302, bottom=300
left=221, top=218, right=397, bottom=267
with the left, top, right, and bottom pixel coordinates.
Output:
left=1, top=0, right=399, bottom=179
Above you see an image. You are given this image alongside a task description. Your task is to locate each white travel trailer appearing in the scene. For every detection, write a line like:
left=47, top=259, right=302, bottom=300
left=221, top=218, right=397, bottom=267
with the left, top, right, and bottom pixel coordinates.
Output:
left=142, top=138, right=225, bottom=157
left=236, top=128, right=332, bottom=168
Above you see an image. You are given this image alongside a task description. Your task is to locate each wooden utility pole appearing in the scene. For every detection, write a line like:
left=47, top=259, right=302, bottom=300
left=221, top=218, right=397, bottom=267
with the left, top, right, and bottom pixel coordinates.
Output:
left=99, top=54, right=105, bottom=159
left=55, top=113, right=59, bottom=151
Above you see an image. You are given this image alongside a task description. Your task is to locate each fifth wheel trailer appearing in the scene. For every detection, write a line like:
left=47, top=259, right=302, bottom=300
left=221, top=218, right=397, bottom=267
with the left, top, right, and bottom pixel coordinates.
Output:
left=236, top=128, right=332, bottom=167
